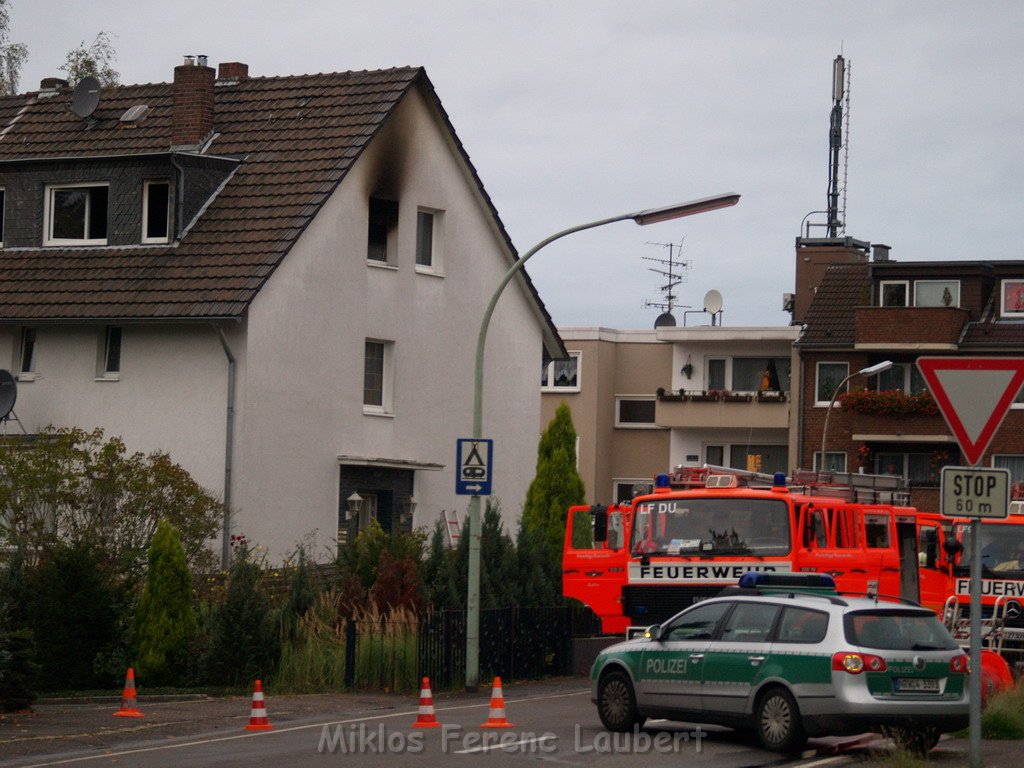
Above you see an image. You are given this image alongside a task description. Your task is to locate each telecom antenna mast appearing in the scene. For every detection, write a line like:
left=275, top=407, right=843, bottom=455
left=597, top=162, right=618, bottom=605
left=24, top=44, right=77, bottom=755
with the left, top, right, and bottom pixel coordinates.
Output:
left=827, top=54, right=850, bottom=237
left=644, top=239, right=690, bottom=328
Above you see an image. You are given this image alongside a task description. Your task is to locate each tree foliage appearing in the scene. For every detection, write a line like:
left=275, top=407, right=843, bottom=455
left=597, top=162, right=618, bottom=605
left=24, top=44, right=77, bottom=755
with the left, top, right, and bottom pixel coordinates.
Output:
left=0, top=427, right=223, bottom=578
left=60, top=31, right=119, bottom=86
left=521, top=402, right=586, bottom=558
left=133, top=520, right=197, bottom=685
left=0, top=0, right=27, bottom=96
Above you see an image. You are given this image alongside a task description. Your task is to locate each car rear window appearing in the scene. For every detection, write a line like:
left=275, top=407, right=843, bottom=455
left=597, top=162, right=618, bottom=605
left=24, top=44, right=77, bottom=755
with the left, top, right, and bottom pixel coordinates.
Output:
left=843, top=609, right=957, bottom=651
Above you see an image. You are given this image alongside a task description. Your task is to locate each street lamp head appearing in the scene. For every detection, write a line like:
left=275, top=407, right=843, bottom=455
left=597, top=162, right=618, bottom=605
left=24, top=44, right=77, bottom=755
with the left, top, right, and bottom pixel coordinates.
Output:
left=632, top=193, right=740, bottom=226
left=859, top=361, right=894, bottom=377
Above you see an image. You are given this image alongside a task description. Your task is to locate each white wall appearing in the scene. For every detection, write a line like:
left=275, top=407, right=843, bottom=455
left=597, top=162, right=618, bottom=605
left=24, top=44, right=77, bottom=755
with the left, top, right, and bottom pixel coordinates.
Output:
left=235, top=83, right=544, bottom=558
left=0, top=323, right=229, bottom=499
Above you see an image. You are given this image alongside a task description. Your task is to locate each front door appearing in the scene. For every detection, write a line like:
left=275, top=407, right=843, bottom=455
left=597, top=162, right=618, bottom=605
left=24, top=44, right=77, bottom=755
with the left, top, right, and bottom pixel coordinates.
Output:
left=637, top=601, right=730, bottom=713
left=701, top=602, right=781, bottom=715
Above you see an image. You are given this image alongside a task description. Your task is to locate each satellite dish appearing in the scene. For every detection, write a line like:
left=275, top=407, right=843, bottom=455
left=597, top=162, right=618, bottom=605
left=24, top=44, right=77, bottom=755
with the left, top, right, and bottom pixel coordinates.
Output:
left=704, top=289, right=723, bottom=314
left=70, top=76, right=102, bottom=119
left=0, top=369, right=17, bottom=420
left=654, top=311, right=677, bottom=328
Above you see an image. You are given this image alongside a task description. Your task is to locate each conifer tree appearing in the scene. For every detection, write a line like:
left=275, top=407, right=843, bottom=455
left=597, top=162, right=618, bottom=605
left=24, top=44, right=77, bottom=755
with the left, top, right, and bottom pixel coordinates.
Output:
left=133, top=519, right=197, bottom=684
left=521, top=402, right=585, bottom=558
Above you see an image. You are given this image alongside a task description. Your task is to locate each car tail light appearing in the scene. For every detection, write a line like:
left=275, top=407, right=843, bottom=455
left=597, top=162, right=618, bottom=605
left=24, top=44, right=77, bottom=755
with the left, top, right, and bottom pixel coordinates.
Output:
left=949, top=654, right=969, bottom=674
left=832, top=651, right=887, bottom=674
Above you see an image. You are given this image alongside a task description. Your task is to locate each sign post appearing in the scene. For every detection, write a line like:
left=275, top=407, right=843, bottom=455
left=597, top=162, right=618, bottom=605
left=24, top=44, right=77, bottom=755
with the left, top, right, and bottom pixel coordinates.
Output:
left=919, top=357, right=1024, bottom=768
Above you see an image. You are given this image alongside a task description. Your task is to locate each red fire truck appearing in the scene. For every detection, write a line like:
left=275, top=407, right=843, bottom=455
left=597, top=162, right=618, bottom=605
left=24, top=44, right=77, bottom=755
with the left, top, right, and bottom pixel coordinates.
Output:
left=942, top=500, right=1024, bottom=667
left=563, top=466, right=951, bottom=635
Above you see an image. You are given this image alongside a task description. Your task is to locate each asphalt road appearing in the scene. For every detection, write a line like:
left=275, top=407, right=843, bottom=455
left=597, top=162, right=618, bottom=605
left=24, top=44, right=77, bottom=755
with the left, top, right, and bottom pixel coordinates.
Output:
left=1, top=678, right=875, bottom=768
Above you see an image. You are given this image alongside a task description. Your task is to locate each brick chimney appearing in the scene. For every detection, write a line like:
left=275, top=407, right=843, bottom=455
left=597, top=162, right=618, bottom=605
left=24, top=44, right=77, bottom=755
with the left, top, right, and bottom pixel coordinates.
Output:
left=218, top=62, right=249, bottom=81
left=172, top=56, right=216, bottom=148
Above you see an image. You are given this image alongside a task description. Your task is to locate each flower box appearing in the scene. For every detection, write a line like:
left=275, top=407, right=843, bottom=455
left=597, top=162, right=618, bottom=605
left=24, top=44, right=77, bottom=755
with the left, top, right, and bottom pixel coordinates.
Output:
left=756, top=391, right=786, bottom=403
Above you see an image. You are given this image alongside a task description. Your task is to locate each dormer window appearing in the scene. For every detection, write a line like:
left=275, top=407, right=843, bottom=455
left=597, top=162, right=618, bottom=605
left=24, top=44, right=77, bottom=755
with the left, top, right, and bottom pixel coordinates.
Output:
left=45, top=183, right=108, bottom=245
left=142, top=180, right=170, bottom=243
left=1001, top=279, right=1024, bottom=317
left=914, top=280, right=960, bottom=308
left=879, top=281, right=908, bottom=307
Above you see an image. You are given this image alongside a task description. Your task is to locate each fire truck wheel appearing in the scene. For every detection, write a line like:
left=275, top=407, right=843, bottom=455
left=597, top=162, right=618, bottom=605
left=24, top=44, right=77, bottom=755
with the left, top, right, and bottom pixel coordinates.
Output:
left=754, top=686, right=807, bottom=753
left=597, top=670, right=644, bottom=732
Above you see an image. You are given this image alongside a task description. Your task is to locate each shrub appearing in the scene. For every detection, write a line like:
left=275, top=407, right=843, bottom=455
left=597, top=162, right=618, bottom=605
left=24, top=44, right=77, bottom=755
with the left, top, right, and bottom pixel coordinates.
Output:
left=838, top=388, right=939, bottom=417
left=981, top=682, right=1024, bottom=738
left=133, top=519, right=197, bottom=685
left=25, top=541, right=127, bottom=690
left=0, top=628, right=39, bottom=711
left=203, top=547, right=278, bottom=687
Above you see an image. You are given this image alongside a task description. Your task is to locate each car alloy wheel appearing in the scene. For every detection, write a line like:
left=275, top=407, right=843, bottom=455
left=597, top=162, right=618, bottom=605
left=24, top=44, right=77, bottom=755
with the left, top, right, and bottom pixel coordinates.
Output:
left=755, top=687, right=807, bottom=752
left=597, top=670, right=640, bottom=732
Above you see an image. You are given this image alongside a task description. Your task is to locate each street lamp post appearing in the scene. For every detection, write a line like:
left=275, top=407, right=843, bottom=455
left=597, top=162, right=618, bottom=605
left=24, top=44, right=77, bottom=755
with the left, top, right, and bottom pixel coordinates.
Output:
left=465, top=192, right=740, bottom=690
left=819, top=360, right=893, bottom=472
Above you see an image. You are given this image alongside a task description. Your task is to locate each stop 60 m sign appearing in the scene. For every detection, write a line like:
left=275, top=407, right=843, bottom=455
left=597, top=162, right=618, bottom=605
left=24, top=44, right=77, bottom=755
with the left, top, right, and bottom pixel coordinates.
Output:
left=940, top=466, right=1010, bottom=519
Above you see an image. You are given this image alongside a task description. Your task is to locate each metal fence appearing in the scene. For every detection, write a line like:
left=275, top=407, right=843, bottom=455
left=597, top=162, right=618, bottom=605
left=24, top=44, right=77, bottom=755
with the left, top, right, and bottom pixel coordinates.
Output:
left=344, top=604, right=602, bottom=691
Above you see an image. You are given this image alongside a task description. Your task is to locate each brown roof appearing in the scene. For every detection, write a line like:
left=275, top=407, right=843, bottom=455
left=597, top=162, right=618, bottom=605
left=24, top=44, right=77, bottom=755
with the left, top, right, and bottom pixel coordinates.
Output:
left=0, top=67, right=560, bottom=346
left=796, top=262, right=869, bottom=347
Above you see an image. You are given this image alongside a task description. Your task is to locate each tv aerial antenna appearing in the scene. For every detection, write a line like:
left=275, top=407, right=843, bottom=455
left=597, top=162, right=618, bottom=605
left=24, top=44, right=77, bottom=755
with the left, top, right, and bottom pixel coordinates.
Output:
left=643, top=238, right=691, bottom=328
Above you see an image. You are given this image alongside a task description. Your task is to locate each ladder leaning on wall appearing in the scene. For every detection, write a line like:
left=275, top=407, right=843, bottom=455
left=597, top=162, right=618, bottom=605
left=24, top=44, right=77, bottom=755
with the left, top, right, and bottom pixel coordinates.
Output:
left=443, top=509, right=461, bottom=547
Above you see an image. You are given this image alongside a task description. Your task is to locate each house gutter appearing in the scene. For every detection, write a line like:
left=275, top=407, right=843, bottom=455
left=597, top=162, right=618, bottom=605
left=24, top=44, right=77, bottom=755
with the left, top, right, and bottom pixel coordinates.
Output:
left=213, top=324, right=236, bottom=567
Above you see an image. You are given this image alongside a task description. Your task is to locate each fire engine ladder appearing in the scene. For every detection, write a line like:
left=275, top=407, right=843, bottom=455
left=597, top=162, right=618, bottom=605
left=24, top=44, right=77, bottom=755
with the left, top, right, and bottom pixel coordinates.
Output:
left=443, top=509, right=462, bottom=547
left=942, top=595, right=1007, bottom=654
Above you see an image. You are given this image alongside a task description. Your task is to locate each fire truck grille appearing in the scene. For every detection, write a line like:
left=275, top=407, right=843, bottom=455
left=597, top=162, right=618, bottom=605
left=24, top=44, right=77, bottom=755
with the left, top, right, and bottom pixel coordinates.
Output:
left=623, top=584, right=719, bottom=624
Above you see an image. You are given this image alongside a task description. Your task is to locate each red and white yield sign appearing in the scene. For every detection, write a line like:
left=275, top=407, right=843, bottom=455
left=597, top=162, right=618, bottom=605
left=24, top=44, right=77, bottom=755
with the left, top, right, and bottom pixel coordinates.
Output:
left=917, top=357, right=1024, bottom=466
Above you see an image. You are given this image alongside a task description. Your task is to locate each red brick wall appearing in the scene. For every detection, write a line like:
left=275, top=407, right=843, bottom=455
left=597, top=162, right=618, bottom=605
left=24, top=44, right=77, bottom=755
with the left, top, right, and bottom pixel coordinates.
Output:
left=855, top=307, right=970, bottom=346
left=172, top=63, right=215, bottom=146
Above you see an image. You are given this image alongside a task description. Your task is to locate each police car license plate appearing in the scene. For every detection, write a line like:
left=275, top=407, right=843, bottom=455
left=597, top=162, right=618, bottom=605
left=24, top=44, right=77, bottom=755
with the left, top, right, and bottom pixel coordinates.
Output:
left=895, top=678, right=939, bottom=693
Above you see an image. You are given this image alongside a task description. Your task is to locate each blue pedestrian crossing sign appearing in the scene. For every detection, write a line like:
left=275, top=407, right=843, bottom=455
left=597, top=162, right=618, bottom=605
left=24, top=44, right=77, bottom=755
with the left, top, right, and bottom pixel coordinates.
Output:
left=456, top=438, right=493, bottom=496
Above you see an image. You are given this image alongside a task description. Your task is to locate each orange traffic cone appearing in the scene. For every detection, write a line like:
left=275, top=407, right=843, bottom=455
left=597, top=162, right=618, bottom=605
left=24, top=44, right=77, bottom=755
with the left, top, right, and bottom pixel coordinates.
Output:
left=411, top=676, right=442, bottom=728
left=244, top=679, right=273, bottom=731
left=113, top=667, right=144, bottom=718
left=480, top=676, right=514, bottom=728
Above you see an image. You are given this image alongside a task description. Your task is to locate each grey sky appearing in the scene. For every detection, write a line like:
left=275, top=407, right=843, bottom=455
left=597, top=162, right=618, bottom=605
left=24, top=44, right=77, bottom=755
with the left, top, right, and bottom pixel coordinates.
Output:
left=12, top=1, right=1023, bottom=329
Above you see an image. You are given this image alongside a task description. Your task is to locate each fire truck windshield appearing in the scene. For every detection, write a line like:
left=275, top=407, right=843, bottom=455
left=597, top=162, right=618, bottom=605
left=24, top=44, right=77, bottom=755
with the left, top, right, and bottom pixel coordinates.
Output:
left=630, top=497, right=791, bottom=557
left=960, top=524, right=1024, bottom=576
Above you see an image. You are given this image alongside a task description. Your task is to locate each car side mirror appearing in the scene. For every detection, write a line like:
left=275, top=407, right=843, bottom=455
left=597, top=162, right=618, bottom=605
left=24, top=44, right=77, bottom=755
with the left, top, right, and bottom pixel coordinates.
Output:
left=944, top=539, right=963, bottom=559
left=591, top=504, right=608, bottom=543
left=644, top=624, right=663, bottom=642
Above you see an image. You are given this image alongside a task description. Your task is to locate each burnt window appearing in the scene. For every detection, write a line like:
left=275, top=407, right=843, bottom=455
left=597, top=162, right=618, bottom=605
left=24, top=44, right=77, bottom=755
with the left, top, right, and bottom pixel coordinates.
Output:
left=367, top=197, right=398, bottom=263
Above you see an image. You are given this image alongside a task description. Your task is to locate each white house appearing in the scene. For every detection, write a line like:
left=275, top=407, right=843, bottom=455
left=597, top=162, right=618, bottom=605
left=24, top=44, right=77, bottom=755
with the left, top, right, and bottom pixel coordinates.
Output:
left=0, top=59, right=563, bottom=562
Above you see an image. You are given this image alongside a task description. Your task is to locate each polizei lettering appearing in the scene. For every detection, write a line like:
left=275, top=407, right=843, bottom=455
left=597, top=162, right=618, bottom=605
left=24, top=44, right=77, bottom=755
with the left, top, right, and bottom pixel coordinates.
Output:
left=628, top=562, right=792, bottom=584
left=645, top=656, right=688, bottom=675
left=955, top=578, right=1024, bottom=597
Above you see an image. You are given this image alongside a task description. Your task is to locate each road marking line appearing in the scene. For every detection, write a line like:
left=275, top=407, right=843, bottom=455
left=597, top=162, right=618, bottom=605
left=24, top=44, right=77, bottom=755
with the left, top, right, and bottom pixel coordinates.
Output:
left=454, top=734, right=557, bottom=754
left=17, top=688, right=590, bottom=767
left=798, top=755, right=849, bottom=768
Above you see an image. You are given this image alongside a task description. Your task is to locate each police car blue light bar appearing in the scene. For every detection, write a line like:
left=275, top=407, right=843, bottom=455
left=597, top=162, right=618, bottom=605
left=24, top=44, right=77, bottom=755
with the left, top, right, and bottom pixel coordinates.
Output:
left=738, top=572, right=837, bottom=589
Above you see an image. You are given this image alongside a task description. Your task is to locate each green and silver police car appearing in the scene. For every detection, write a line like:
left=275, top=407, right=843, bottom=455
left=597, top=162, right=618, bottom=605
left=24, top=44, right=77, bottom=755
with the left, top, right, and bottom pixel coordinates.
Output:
left=591, top=573, right=969, bottom=753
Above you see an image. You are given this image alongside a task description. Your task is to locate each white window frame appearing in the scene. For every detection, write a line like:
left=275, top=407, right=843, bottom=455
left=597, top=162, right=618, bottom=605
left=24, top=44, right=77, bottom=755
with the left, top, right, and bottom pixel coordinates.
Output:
left=17, top=327, right=36, bottom=379
left=542, top=351, right=581, bottom=392
left=612, top=478, right=650, bottom=505
left=614, top=395, right=657, bottom=428
left=415, top=207, right=445, bottom=275
left=142, top=180, right=170, bottom=244
left=363, top=339, right=395, bottom=416
left=813, top=451, right=847, bottom=472
left=914, top=279, right=960, bottom=308
left=815, top=361, right=849, bottom=406
left=879, top=280, right=909, bottom=307
left=44, top=182, right=109, bottom=246
left=1000, top=279, right=1024, bottom=318
left=96, top=326, right=122, bottom=380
